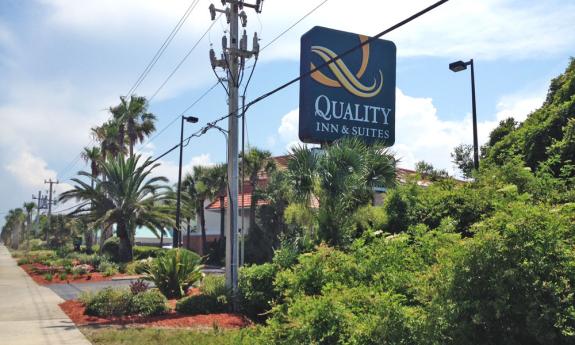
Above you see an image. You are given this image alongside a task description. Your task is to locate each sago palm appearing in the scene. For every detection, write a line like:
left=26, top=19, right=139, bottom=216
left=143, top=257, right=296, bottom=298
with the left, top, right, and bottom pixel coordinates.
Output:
left=60, top=155, right=172, bottom=262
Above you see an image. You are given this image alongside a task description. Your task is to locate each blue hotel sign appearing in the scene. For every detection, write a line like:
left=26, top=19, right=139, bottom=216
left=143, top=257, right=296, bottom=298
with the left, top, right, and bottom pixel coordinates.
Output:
left=299, top=26, right=396, bottom=145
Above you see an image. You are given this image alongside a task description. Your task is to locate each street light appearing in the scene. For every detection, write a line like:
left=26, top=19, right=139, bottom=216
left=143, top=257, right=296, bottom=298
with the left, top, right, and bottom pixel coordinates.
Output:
left=449, top=59, right=479, bottom=170
left=174, top=115, right=199, bottom=248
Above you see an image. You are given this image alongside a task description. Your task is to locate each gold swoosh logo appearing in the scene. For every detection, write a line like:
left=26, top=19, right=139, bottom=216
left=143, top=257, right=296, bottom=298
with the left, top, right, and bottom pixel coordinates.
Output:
left=310, top=35, right=383, bottom=98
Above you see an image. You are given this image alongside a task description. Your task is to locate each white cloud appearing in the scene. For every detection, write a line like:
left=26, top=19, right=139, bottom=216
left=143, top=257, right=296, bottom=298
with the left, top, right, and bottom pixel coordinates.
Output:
left=151, top=153, right=214, bottom=183
left=257, top=0, right=575, bottom=62
left=495, top=91, right=545, bottom=122
left=5, top=149, right=58, bottom=189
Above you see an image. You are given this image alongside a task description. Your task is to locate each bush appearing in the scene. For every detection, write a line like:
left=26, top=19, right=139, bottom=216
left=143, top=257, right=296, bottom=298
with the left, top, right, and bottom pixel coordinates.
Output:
left=101, top=237, right=120, bottom=262
left=144, top=248, right=202, bottom=299
left=133, top=246, right=165, bottom=260
left=200, top=275, right=229, bottom=298
left=433, top=203, right=575, bottom=345
left=82, top=288, right=133, bottom=317
left=59, top=272, right=68, bottom=281
left=129, top=290, right=168, bottom=317
left=239, top=263, right=278, bottom=320
left=44, top=273, right=53, bottom=282
left=176, top=294, right=228, bottom=315
left=275, top=245, right=361, bottom=298
left=98, top=260, right=119, bottom=277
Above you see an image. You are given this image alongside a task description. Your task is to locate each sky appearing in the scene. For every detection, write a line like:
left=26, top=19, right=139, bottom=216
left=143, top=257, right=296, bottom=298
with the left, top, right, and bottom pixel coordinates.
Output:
left=1, top=0, right=574, bottom=226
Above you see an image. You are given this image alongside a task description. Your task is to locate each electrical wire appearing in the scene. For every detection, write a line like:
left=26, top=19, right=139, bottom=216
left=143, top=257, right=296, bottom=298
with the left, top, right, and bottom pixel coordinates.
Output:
left=57, top=1, right=202, bottom=182
left=261, top=0, right=329, bottom=53
left=126, top=0, right=201, bottom=97
left=150, top=0, right=450, bottom=163
left=149, top=13, right=223, bottom=102
left=137, top=81, right=220, bottom=152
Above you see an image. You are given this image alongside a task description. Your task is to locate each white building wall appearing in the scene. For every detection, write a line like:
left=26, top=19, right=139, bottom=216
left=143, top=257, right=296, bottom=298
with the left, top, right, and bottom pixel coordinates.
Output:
left=198, top=200, right=250, bottom=237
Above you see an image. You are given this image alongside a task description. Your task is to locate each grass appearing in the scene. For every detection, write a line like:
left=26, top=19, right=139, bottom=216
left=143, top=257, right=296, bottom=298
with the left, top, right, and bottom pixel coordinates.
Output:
left=80, top=326, right=250, bottom=345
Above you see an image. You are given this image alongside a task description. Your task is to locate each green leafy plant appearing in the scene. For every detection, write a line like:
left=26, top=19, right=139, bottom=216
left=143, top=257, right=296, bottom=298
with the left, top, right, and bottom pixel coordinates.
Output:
left=144, top=248, right=202, bottom=299
left=238, top=263, right=278, bottom=320
left=82, top=288, right=133, bottom=317
left=58, top=272, right=68, bottom=281
left=43, top=273, right=53, bottom=282
left=98, top=259, right=119, bottom=276
left=175, top=294, right=228, bottom=315
left=129, top=290, right=168, bottom=317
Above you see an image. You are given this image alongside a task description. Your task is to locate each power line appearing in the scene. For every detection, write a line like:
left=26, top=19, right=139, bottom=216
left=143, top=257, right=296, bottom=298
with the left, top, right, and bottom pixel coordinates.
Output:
left=150, top=0, right=450, bottom=163
left=56, top=1, right=201, bottom=182
left=138, top=81, right=220, bottom=152
left=148, top=13, right=223, bottom=102
left=126, top=0, right=201, bottom=97
left=261, top=0, right=329, bottom=53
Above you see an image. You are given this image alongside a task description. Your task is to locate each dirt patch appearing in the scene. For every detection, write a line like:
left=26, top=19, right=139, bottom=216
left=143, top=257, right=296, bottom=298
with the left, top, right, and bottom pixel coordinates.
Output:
left=60, top=300, right=251, bottom=329
left=20, top=264, right=128, bottom=285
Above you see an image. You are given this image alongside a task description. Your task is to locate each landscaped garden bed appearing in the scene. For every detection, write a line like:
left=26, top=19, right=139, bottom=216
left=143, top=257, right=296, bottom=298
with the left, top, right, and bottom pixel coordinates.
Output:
left=59, top=299, right=251, bottom=329
left=19, top=263, right=132, bottom=285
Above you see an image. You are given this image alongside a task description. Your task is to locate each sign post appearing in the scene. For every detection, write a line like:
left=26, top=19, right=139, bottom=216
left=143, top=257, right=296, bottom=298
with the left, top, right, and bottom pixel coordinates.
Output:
left=299, top=26, right=396, bottom=145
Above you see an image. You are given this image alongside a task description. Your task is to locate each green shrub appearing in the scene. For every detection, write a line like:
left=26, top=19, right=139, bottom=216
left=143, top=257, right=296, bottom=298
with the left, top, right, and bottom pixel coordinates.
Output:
left=129, top=290, right=168, bottom=317
left=239, top=263, right=278, bottom=320
left=275, top=245, right=361, bottom=298
left=125, top=258, right=153, bottom=275
left=176, top=294, right=228, bottom=315
left=201, top=275, right=229, bottom=298
left=133, top=246, right=165, bottom=260
left=98, top=260, right=119, bottom=276
left=82, top=288, right=133, bottom=317
left=17, top=258, right=30, bottom=265
left=144, top=248, right=202, bottom=299
left=433, top=203, right=575, bottom=345
left=59, top=272, right=68, bottom=280
left=101, top=237, right=120, bottom=262
left=44, top=273, right=53, bottom=282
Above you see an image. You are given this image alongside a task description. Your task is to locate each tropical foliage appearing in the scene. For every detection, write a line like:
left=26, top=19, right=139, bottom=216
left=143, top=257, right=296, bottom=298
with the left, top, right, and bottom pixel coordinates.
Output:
left=60, top=155, right=172, bottom=261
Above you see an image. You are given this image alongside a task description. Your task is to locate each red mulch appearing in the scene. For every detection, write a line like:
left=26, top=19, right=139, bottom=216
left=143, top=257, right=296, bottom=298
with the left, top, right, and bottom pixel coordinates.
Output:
left=59, top=300, right=252, bottom=329
left=20, top=264, right=128, bottom=285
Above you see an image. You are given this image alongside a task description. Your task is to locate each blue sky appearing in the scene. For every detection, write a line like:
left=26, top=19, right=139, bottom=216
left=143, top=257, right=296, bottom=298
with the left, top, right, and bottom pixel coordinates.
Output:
left=1, top=0, right=574, bottom=224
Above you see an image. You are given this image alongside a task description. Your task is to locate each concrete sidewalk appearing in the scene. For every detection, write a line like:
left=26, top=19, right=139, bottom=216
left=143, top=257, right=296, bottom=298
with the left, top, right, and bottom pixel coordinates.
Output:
left=0, top=244, right=91, bottom=345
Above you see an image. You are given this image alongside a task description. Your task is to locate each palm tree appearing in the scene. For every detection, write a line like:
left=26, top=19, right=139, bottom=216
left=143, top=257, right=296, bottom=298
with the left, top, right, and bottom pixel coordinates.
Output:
left=23, top=202, right=35, bottom=249
left=287, top=138, right=396, bottom=247
left=80, top=146, right=101, bottom=253
left=110, top=95, right=156, bottom=157
left=91, top=120, right=125, bottom=161
left=1, top=208, right=25, bottom=249
left=182, top=167, right=208, bottom=255
left=241, top=148, right=276, bottom=233
left=206, top=164, right=227, bottom=238
left=60, top=155, right=172, bottom=262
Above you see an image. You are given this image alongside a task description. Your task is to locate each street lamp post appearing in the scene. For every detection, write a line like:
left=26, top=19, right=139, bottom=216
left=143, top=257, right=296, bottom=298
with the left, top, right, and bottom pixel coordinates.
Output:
left=449, top=59, right=479, bottom=170
left=174, top=115, right=199, bottom=248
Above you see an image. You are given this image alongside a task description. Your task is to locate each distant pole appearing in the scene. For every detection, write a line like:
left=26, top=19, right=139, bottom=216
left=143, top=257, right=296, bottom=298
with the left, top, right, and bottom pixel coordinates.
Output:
left=44, top=179, right=58, bottom=242
left=32, top=191, right=43, bottom=235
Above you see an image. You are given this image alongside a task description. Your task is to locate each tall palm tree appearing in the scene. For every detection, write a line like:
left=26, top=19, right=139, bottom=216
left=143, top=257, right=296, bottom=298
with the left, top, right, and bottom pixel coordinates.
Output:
left=80, top=146, right=102, bottom=253
left=1, top=208, right=25, bottom=249
left=23, top=202, right=35, bottom=249
left=241, top=148, right=276, bottom=233
left=287, top=138, right=396, bottom=247
left=206, top=164, right=227, bottom=238
left=110, top=95, right=156, bottom=157
left=60, top=155, right=172, bottom=262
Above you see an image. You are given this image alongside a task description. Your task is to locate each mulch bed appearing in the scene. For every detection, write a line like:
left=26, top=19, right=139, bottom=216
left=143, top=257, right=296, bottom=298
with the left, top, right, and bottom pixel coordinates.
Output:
left=20, top=263, right=129, bottom=285
left=59, top=300, right=252, bottom=329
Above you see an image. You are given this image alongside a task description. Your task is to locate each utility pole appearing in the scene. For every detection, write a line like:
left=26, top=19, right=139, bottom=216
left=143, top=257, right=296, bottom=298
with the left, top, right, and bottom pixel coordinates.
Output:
left=209, top=0, right=262, bottom=305
left=32, top=191, right=44, bottom=235
left=44, top=179, right=58, bottom=242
